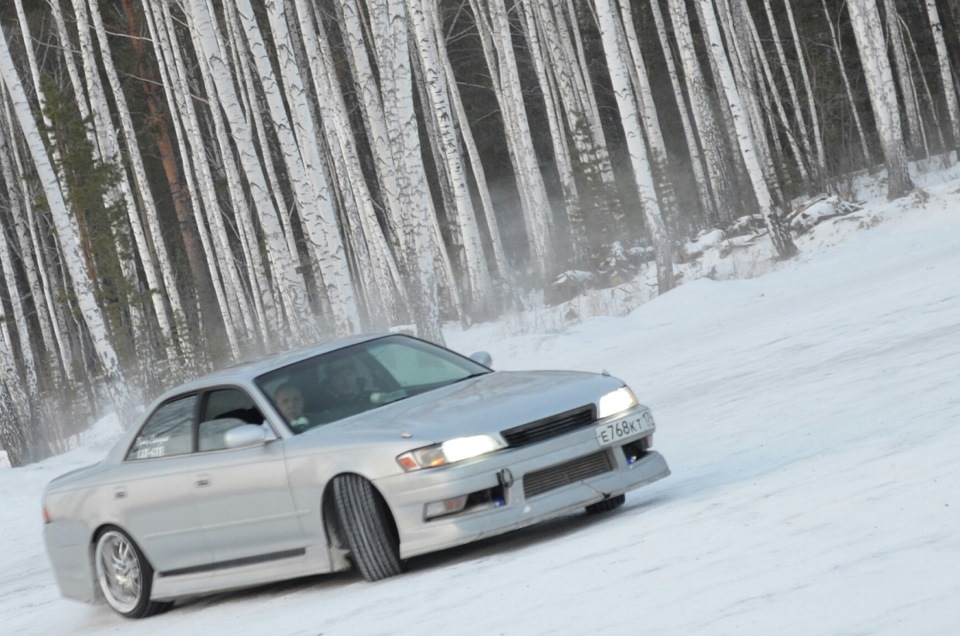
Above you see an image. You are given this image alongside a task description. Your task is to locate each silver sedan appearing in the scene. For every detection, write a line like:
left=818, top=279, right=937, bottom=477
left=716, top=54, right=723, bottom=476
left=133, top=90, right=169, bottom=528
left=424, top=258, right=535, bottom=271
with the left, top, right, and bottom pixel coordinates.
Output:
left=42, top=334, right=670, bottom=618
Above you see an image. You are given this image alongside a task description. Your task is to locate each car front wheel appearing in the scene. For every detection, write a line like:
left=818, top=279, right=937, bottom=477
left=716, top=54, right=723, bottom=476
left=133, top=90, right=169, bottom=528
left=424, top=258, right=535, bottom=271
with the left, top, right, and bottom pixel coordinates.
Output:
left=332, top=474, right=403, bottom=581
left=94, top=528, right=168, bottom=618
left=585, top=493, right=626, bottom=515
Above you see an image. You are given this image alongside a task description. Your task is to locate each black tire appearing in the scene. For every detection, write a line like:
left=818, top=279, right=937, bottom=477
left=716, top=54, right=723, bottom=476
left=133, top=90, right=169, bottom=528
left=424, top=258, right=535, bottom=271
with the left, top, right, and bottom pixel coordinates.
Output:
left=94, top=527, right=169, bottom=619
left=585, top=493, right=626, bottom=515
left=332, top=474, right=403, bottom=581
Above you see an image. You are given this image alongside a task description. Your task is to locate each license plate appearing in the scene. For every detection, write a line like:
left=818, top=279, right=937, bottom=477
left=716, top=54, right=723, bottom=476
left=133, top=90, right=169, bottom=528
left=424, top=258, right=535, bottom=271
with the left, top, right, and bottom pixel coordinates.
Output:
left=595, top=411, right=654, bottom=447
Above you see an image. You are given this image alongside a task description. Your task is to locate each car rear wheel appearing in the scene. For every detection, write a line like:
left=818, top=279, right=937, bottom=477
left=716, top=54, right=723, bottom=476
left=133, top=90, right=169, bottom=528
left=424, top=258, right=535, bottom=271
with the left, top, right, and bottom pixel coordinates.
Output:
left=332, top=474, right=403, bottom=581
left=585, top=493, right=626, bottom=515
left=94, top=528, right=168, bottom=618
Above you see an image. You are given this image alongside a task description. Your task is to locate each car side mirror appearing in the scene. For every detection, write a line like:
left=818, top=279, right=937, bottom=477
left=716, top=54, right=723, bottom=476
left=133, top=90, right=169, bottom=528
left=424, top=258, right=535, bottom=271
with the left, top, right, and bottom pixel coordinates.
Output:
left=224, top=424, right=269, bottom=449
left=470, top=351, right=493, bottom=368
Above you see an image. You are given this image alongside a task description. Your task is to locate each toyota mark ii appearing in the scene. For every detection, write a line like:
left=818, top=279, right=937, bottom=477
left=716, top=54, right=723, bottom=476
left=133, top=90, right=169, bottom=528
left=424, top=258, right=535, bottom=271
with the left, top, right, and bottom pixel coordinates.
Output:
left=42, top=334, right=670, bottom=618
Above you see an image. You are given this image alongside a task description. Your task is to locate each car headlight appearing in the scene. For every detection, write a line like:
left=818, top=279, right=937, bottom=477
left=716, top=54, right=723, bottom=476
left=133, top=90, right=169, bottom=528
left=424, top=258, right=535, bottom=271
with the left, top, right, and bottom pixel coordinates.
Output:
left=597, top=386, right=638, bottom=419
left=397, top=434, right=504, bottom=471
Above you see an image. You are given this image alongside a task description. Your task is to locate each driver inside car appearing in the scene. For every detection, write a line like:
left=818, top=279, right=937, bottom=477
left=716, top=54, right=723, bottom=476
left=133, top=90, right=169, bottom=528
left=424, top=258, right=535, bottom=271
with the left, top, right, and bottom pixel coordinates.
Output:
left=325, top=359, right=367, bottom=404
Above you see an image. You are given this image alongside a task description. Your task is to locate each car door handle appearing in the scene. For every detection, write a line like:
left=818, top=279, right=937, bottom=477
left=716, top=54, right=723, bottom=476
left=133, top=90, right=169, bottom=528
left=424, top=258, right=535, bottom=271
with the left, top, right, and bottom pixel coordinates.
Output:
left=114, top=487, right=127, bottom=499
left=195, top=476, right=211, bottom=487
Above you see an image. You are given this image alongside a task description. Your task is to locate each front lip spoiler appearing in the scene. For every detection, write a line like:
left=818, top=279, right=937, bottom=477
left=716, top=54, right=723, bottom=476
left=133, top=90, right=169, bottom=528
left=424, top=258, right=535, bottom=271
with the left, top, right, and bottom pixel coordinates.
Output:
left=382, top=446, right=669, bottom=560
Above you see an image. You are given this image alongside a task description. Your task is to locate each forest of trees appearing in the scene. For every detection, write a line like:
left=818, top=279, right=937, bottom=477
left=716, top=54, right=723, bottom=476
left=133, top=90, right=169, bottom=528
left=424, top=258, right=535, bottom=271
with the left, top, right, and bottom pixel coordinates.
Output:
left=0, top=0, right=957, bottom=466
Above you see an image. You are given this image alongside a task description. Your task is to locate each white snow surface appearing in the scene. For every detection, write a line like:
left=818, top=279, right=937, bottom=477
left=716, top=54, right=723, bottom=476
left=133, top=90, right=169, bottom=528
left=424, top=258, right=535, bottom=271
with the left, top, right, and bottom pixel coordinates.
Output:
left=3, top=167, right=960, bottom=635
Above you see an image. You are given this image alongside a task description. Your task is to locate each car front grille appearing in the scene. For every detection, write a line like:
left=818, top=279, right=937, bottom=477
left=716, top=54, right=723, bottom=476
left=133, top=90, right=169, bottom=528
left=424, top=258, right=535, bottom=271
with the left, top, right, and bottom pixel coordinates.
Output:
left=500, top=405, right=596, bottom=447
left=523, top=451, right=613, bottom=499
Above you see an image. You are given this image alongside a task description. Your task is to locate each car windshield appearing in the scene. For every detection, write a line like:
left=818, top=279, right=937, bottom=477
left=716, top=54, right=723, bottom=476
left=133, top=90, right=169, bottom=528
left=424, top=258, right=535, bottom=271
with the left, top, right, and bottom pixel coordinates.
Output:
left=255, top=335, right=490, bottom=433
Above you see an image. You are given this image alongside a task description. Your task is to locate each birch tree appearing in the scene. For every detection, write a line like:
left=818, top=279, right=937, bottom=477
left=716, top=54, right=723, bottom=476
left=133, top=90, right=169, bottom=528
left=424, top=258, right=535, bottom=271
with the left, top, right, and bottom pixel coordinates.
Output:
left=119, top=0, right=215, bottom=350
left=64, top=0, right=151, bottom=366
left=272, top=0, right=364, bottom=335
left=335, top=0, right=408, bottom=263
left=236, top=0, right=361, bottom=336
left=782, top=0, right=826, bottom=178
left=535, top=1, right=614, bottom=187
left=820, top=0, right=873, bottom=168
left=899, top=11, right=946, bottom=155
left=742, top=0, right=811, bottom=185
left=518, top=0, right=583, bottom=253
left=0, top=177, right=40, bottom=461
left=594, top=0, right=674, bottom=292
left=716, top=0, right=781, bottom=205
left=12, top=0, right=59, bottom=166
left=882, top=0, right=925, bottom=156
left=295, top=0, right=408, bottom=327
left=64, top=0, right=182, bottom=374
left=352, top=0, right=443, bottom=342
left=0, top=25, right=133, bottom=421
left=526, top=0, right=620, bottom=248
left=142, top=0, right=244, bottom=358
left=469, top=0, right=554, bottom=280
left=0, top=107, right=62, bottom=382
left=87, top=0, right=194, bottom=367
left=846, top=0, right=914, bottom=198
left=383, top=0, right=444, bottom=342
left=615, top=0, right=681, bottom=226
left=760, top=0, right=816, bottom=178
left=696, top=0, right=797, bottom=258
left=431, top=3, right=511, bottom=287
left=408, top=0, right=493, bottom=316
left=667, top=0, right=739, bottom=223
left=0, top=186, right=38, bottom=403
left=181, top=0, right=279, bottom=347
left=223, top=0, right=288, bottom=346
left=0, top=333, right=30, bottom=465
left=926, top=0, right=960, bottom=158
left=648, top=0, right=712, bottom=223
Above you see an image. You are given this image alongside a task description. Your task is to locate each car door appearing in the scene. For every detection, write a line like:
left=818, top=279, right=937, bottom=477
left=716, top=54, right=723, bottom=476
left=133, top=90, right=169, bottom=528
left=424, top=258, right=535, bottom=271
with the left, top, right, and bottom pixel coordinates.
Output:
left=191, top=387, right=304, bottom=565
left=113, top=394, right=213, bottom=573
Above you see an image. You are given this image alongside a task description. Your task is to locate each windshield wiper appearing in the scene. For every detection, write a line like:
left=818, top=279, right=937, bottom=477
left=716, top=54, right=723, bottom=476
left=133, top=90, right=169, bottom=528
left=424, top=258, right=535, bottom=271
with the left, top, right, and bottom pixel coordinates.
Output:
left=371, top=389, right=409, bottom=406
left=450, top=371, right=490, bottom=385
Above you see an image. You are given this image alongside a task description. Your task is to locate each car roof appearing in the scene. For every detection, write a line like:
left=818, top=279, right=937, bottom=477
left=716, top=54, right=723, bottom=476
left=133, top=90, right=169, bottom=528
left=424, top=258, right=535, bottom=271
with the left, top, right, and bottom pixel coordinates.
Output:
left=157, top=332, right=390, bottom=398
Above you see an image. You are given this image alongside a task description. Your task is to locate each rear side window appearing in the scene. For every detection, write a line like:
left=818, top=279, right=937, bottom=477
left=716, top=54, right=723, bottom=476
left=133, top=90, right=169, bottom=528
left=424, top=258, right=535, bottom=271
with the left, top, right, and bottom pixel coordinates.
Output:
left=127, top=395, right=197, bottom=460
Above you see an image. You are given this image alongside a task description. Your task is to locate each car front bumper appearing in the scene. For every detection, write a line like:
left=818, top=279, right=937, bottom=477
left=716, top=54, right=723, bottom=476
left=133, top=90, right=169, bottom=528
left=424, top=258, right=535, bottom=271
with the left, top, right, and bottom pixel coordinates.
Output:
left=373, top=412, right=669, bottom=559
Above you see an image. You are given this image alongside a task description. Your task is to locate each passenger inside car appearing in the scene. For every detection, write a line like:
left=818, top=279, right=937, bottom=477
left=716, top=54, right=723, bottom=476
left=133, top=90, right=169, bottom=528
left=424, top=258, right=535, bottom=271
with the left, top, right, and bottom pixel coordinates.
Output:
left=274, top=383, right=310, bottom=431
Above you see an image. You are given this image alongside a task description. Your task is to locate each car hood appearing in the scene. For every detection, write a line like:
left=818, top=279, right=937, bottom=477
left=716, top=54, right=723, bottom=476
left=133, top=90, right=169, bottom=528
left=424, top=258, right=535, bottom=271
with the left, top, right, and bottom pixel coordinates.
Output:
left=331, top=370, right=626, bottom=444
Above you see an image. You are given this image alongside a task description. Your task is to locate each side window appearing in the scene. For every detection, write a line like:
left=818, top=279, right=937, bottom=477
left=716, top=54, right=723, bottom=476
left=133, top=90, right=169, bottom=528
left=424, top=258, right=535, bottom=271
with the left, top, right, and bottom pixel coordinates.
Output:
left=127, top=395, right=197, bottom=460
left=198, top=388, right=264, bottom=452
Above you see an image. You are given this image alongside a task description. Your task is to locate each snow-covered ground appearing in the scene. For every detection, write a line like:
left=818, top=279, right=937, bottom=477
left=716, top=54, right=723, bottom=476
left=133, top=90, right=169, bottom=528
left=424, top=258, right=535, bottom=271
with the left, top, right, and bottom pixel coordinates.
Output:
left=3, top=165, right=959, bottom=635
